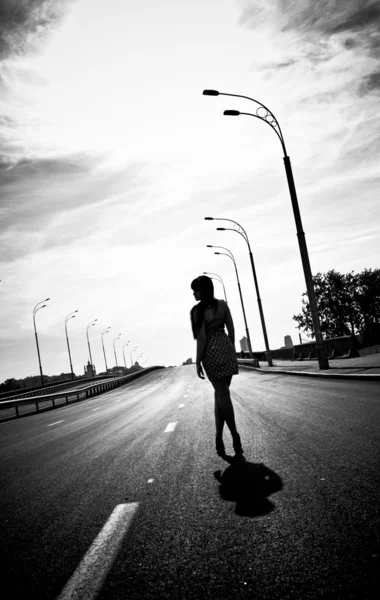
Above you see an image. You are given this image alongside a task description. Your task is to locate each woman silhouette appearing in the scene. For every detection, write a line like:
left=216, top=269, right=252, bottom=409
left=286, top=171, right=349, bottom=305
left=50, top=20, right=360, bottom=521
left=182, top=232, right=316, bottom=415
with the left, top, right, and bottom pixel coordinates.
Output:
left=190, top=275, right=243, bottom=459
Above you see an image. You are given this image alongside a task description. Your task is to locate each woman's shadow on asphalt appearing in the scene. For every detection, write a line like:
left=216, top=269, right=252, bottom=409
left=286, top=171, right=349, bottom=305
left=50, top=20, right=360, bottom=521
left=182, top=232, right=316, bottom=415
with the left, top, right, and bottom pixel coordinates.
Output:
left=214, top=458, right=283, bottom=517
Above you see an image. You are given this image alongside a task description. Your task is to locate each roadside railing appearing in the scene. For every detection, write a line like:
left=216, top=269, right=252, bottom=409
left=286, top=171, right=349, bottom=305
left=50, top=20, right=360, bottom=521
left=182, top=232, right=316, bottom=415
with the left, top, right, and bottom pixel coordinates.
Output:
left=0, top=376, right=116, bottom=401
left=237, top=358, right=260, bottom=368
left=0, top=366, right=164, bottom=421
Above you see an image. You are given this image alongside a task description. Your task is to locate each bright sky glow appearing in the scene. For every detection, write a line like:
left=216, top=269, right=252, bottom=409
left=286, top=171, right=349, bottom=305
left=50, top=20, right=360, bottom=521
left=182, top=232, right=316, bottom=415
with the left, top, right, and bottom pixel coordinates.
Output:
left=1, top=0, right=379, bottom=380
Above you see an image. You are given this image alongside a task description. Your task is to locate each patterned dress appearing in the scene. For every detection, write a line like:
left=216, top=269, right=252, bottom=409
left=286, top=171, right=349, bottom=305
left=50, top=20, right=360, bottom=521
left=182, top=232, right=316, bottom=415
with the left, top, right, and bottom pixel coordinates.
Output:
left=202, top=316, right=239, bottom=381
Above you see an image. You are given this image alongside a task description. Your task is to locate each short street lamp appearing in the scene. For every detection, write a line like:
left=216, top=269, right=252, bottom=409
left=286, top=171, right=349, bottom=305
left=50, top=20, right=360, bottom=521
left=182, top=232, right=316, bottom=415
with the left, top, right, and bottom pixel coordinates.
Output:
left=65, top=310, right=78, bottom=380
left=123, top=341, right=130, bottom=371
left=203, top=271, right=228, bottom=303
left=203, top=89, right=328, bottom=369
left=207, top=245, right=254, bottom=359
left=130, top=346, right=137, bottom=368
left=206, top=217, right=272, bottom=366
left=113, top=334, right=121, bottom=372
left=33, top=298, right=50, bottom=386
left=86, top=319, right=97, bottom=377
left=101, top=327, right=111, bottom=374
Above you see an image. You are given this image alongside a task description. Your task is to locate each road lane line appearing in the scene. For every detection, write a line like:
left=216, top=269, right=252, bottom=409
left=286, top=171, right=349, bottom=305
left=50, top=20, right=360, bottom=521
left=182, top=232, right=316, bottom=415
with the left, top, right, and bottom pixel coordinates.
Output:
left=92, top=407, right=100, bottom=411
left=183, top=394, right=188, bottom=398
left=57, top=502, right=139, bottom=600
left=147, top=479, right=154, bottom=483
left=178, top=404, right=185, bottom=408
left=47, top=420, right=64, bottom=427
left=164, top=422, right=177, bottom=433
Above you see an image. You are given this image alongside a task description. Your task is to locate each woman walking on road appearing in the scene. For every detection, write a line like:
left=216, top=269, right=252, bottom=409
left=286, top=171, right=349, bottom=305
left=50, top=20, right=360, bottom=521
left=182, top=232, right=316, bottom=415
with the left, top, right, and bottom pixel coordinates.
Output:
left=190, top=275, right=244, bottom=459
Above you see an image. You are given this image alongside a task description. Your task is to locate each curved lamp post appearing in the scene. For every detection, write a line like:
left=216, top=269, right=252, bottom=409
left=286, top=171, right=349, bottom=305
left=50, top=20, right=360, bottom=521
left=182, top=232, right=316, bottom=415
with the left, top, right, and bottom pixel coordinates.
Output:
left=203, top=89, right=328, bottom=369
left=65, top=310, right=78, bottom=380
left=86, top=319, right=97, bottom=377
left=123, top=341, right=130, bottom=371
left=101, top=327, right=111, bottom=374
left=207, top=245, right=253, bottom=359
left=203, top=271, right=228, bottom=303
left=206, top=217, right=272, bottom=366
left=33, top=298, right=50, bottom=386
left=113, top=334, right=121, bottom=372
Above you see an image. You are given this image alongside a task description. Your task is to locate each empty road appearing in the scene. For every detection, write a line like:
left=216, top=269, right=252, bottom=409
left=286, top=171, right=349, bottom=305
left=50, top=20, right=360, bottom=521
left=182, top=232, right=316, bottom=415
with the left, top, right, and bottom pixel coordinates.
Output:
left=1, top=365, right=379, bottom=599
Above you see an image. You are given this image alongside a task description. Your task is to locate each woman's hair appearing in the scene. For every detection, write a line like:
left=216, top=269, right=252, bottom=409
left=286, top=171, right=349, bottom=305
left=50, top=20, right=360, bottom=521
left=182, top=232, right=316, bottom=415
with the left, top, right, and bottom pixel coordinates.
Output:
left=190, top=275, right=218, bottom=339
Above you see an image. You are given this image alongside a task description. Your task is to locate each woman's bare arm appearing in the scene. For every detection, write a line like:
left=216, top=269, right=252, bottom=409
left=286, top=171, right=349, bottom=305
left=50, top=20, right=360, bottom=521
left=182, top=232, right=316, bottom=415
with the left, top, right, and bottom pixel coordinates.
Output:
left=224, top=302, right=235, bottom=345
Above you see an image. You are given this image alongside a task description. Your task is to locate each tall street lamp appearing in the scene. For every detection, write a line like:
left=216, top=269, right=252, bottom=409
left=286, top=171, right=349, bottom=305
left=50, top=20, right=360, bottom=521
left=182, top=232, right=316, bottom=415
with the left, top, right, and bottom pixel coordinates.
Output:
left=33, top=298, right=50, bottom=386
left=207, top=244, right=254, bottom=359
left=203, top=89, right=329, bottom=369
left=65, top=310, right=78, bottom=380
left=203, top=271, right=228, bottom=303
left=123, top=341, right=130, bottom=371
left=86, top=319, right=97, bottom=377
left=113, top=334, right=121, bottom=373
left=206, top=217, right=273, bottom=366
left=101, top=327, right=111, bottom=374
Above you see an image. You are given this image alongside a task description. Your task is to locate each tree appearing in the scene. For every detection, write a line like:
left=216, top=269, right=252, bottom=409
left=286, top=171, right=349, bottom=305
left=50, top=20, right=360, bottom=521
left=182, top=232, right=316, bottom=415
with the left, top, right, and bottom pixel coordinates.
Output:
left=293, top=269, right=380, bottom=342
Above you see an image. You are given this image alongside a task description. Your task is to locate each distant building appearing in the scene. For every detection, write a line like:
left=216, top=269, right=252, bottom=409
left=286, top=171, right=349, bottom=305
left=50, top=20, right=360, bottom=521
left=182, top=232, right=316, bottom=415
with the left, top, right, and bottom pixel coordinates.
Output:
left=84, top=361, right=96, bottom=377
left=240, top=336, right=249, bottom=352
left=182, top=358, right=193, bottom=365
left=284, top=335, right=293, bottom=348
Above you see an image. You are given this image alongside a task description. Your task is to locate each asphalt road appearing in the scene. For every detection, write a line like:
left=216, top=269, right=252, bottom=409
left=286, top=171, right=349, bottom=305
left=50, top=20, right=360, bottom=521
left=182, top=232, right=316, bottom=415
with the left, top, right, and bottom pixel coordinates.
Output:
left=0, top=365, right=379, bottom=599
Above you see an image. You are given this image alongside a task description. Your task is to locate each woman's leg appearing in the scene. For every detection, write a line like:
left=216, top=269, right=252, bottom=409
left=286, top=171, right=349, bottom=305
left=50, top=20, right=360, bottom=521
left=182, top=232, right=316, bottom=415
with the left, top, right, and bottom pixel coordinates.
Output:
left=211, top=377, right=243, bottom=455
left=214, top=390, right=225, bottom=439
left=210, top=377, right=238, bottom=437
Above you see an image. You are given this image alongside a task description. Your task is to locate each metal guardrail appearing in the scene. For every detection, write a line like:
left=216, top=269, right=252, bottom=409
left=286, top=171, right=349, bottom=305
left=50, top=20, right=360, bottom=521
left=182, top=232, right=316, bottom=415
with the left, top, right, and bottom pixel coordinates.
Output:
left=0, top=366, right=165, bottom=421
left=237, top=358, right=260, bottom=368
left=0, top=374, right=121, bottom=401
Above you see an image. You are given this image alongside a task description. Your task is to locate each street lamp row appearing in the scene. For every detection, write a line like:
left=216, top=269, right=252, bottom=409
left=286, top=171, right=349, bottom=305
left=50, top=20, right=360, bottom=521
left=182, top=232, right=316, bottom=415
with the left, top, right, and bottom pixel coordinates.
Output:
left=205, top=216, right=273, bottom=366
left=33, top=301, right=141, bottom=385
left=202, top=88, right=329, bottom=370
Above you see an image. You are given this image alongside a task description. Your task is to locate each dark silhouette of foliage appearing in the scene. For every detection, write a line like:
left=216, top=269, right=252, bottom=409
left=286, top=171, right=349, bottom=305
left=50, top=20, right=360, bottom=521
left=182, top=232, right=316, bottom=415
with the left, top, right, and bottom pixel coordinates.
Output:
left=293, top=268, right=380, bottom=344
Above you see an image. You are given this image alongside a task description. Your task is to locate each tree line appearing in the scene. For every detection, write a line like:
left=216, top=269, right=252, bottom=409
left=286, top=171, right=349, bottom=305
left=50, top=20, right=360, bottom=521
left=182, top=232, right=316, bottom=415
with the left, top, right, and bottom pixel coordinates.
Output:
left=293, top=268, right=380, bottom=345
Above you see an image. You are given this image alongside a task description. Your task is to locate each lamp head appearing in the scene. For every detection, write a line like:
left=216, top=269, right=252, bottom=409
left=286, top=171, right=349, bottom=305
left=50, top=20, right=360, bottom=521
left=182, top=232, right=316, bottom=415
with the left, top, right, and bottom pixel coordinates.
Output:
left=203, top=89, right=219, bottom=96
left=204, top=217, right=214, bottom=220
left=224, top=110, right=240, bottom=116
left=217, top=227, right=226, bottom=230
left=215, top=252, right=221, bottom=255
left=207, top=245, right=213, bottom=248
left=45, top=298, right=50, bottom=301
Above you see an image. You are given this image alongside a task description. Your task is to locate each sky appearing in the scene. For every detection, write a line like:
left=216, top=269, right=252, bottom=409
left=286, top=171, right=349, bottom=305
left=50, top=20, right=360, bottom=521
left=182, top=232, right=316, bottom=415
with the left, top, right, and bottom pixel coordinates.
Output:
left=0, top=0, right=379, bottom=381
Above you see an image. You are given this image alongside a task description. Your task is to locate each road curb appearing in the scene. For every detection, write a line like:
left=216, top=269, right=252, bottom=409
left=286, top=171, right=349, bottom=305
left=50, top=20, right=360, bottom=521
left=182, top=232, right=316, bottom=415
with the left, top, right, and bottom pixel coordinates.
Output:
left=239, top=365, right=380, bottom=381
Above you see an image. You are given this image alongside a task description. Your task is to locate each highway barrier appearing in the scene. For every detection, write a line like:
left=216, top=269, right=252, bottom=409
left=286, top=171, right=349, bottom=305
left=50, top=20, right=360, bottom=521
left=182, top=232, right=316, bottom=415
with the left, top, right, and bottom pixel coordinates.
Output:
left=237, top=358, right=260, bottom=368
left=0, top=366, right=165, bottom=422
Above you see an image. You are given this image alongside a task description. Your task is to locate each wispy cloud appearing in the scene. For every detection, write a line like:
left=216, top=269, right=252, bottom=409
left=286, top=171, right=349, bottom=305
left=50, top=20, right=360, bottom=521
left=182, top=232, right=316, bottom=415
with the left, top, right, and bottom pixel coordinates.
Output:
left=241, top=1, right=380, bottom=91
left=0, top=0, right=74, bottom=60
left=0, top=155, right=152, bottom=261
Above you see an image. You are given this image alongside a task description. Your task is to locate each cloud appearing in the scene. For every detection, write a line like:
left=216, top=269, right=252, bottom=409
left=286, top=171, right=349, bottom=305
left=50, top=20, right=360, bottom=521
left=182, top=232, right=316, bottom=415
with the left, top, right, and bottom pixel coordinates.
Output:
left=0, top=0, right=74, bottom=61
left=240, top=0, right=380, bottom=95
left=0, top=154, right=149, bottom=261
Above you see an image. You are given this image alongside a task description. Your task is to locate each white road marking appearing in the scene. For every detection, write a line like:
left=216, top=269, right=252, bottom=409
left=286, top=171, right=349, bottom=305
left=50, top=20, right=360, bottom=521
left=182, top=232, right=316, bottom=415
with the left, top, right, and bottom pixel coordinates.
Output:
left=183, top=394, right=188, bottom=398
left=92, top=407, right=100, bottom=411
left=178, top=403, right=185, bottom=408
left=57, top=503, right=139, bottom=600
left=47, top=420, right=64, bottom=427
left=147, top=479, right=154, bottom=484
left=164, top=421, right=177, bottom=433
